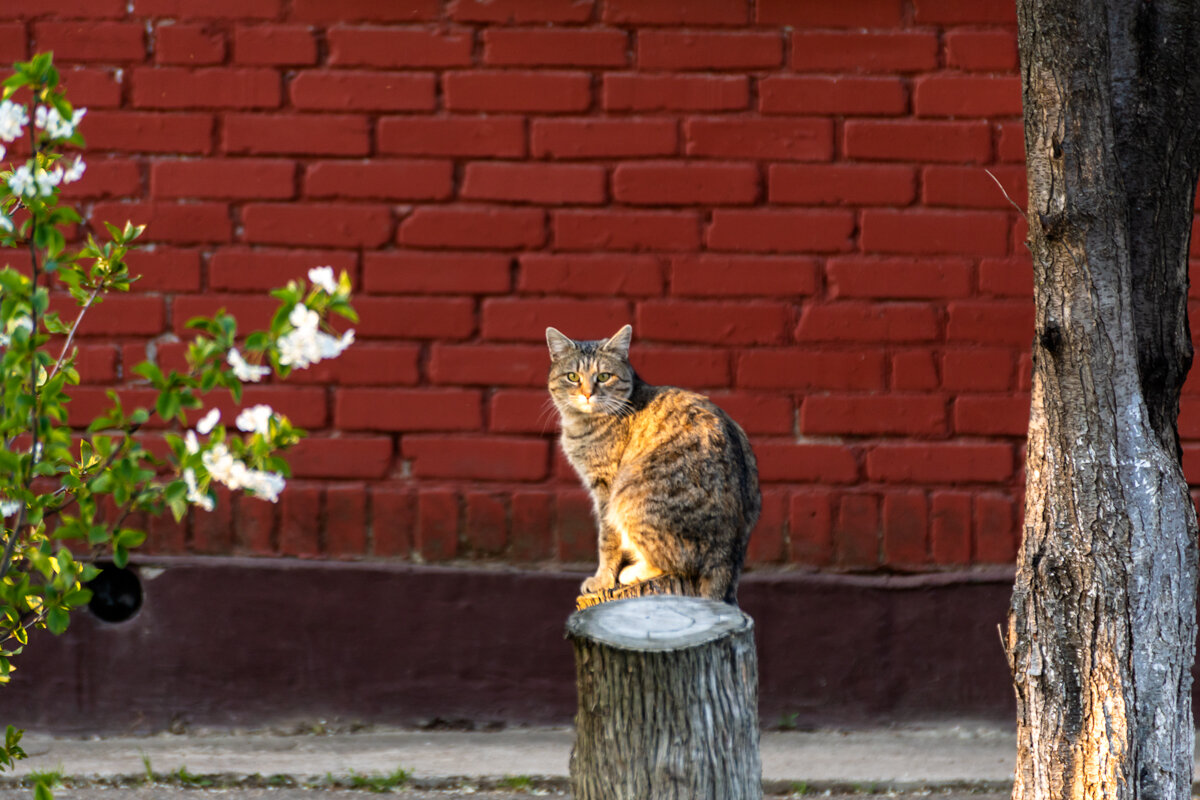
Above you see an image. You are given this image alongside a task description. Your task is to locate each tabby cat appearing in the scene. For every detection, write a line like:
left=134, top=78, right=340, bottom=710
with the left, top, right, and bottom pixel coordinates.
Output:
left=546, top=324, right=761, bottom=604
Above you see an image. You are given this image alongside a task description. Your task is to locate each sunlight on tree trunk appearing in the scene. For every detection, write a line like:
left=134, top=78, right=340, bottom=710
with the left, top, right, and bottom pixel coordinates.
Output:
left=1007, top=3, right=1200, bottom=800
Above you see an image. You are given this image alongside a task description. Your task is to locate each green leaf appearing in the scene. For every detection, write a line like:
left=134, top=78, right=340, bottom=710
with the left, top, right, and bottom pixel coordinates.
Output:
left=112, top=545, right=129, bottom=569
left=45, top=606, right=69, bottom=636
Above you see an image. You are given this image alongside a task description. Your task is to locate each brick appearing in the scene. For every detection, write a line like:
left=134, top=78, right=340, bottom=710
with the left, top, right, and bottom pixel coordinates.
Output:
left=758, top=0, right=903, bottom=27
left=844, top=120, right=992, bottom=163
left=481, top=298, right=630, bottom=342
left=510, top=490, right=553, bottom=561
left=304, top=159, right=453, bottom=201
left=279, top=483, right=321, bottom=556
left=518, top=254, right=664, bottom=297
left=403, top=435, right=549, bottom=481
left=980, top=258, right=1034, bottom=297
left=974, top=493, right=1017, bottom=563
left=378, top=115, right=526, bottom=157
left=465, top=491, right=508, bottom=556
left=284, top=345, right=421, bottom=387
left=416, top=488, right=459, bottom=561
left=371, top=487, right=415, bottom=557
left=945, top=28, right=1018, bottom=71
left=429, top=344, right=550, bottom=387
left=603, top=73, right=749, bottom=112
left=834, top=494, right=880, bottom=568
left=489, top=389, right=554, bottom=434
left=292, top=0, right=439, bottom=22
left=485, top=28, right=627, bottom=67
left=58, top=157, right=142, bottom=199
left=123, top=247, right=203, bottom=291
left=670, top=255, right=817, bottom=297
left=795, top=302, right=940, bottom=343
left=883, top=492, right=928, bottom=567
left=325, top=483, right=368, bottom=556
left=234, top=24, right=318, bottom=65
left=686, top=117, right=833, bottom=161
left=942, top=348, right=1015, bottom=392
left=553, top=209, right=701, bottom=252
left=193, top=486, right=235, bottom=554
left=84, top=111, right=214, bottom=154
left=556, top=489, right=596, bottom=563
left=760, top=76, right=907, bottom=116
left=224, top=113, right=368, bottom=156
left=708, top=392, right=793, bottom=435
left=66, top=387, right=157, bottom=426
left=364, top=252, right=510, bottom=295
left=170, top=294, right=276, bottom=336
left=930, top=491, right=971, bottom=565
left=132, top=0, right=281, bottom=18
left=243, top=203, right=392, bottom=247
left=997, top=121, right=1026, bottom=163
left=462, top=162, right=607, bottom=205
left=866, top=443, right=1014, bottom=484
left=612, top=161, right=758, bottom=206
left=74, top=344, right=118, bottom=383
left=445, top=70, right=591, bottom=112
left=335, top=388, right=482, bottom=432
left=233, top=491, right=274, bottom=554
left=634, top=345, right=731, bottom=388
left=801, top=394, right=947, bottom=436
left=789, top=31, right=938, bottom=73
left=531, top=118, right=678, bottom=159
left=0, top=24, right=26, bottom=62
left=946, top=300, right=1034, bottom=346
left=208, top=247, right=357, bottom=290
left=953, top=394, right=1029, bottom=436
left=745, top=489, right=786, bottom=563
left=155, top=23, right=226, bottom=65
left=638, top=30, right=781, bottom=70
left=891, top=349, right=939, bottom=391
left=736, top=349, right=886, bottom=391
left=91, top=201, right=231, bottom=244
left=769, top=164, right=916, bottom=206
left=827, top=257, right=973, bottom=299
left=290, top=70, right=437, bottom=111
left=636, top=300, right=788, bottom=346
left=286, top=437, right=393, bottom=479
left=914, top=0, right=1017, bottom=24
left=35, top=22, right=145, bottom=62
left=195, top=385, right=330, bottom=429
left=0, top=0, right=125, bottom=18
left=922, top=165, right=1027, bottom=210
left=151, top=158, right=295, bottom=199
left=606, top=0, right=745, bottom=23
left=328, top=25, right=470, bottom=68
left=914, top=74, right=1022, bottom=118
left=398, top=205, right=545, bottom=250
left=449, top=0, right=594, bottom=23
left=861, top=209, right=1010, bottom=256
left=351, top=297, right=476, bottom=340
left=132, top=67, right=280, bottom=109
left=60, top=68, right=123, bottom=108
left=706, top=209, right=854, bottom=253
left=790, top=490, right=833, bottom=566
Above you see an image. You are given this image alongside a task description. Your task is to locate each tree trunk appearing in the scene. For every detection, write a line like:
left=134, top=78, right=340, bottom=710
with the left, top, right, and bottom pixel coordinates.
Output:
left=1007, top=3, right=1200, bottom=800
left=567, top=595, right=760, bottom=800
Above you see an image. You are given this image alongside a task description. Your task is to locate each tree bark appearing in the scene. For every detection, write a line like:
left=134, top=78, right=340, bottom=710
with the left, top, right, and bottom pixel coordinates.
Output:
left=567, top=595, right=761, bottom=800
left=1007, top=3, right=1200, bottom=800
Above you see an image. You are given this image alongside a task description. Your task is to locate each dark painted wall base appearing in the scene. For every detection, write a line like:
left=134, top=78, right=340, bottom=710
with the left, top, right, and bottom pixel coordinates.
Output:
left=1, top=558, right=1019, bottom=733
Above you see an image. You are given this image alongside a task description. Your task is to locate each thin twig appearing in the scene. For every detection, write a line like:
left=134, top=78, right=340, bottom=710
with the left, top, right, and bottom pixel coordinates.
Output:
left=984, top=168, right=1027, bottom=219
left=47, top=286, right=100, bottom=383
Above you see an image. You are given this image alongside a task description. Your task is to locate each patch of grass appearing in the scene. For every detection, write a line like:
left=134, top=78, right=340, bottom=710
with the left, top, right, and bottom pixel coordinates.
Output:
left=25, top=767, right=63, bottom=788
left=789, top=780, right=811, bottom=795
left=325, top=767, right=412, bottom=793
left=778, top=712, right=800, bottom=731
left=170, top=765, right=214, bottom=787
left=500, top=774, right=534, bottom=791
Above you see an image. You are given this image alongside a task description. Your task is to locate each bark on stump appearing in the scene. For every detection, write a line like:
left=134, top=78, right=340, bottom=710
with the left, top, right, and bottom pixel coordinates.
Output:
left=566, top=595, right=761, bottom=800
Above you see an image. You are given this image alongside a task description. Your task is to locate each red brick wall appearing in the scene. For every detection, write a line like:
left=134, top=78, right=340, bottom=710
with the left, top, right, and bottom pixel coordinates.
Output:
left=7, top=0, right=1052, bottom=571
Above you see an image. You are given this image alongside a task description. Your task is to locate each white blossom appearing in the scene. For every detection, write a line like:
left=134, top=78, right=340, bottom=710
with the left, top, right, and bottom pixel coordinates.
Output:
left=8, top=163, right=34, bottom=197
left=35, top=105, right=85, bottom=140
left=0, top=213, right=11, bottom=234
left=243, top=470, right=285, bottom=503
left=0, top=100, right=28, bottom=143
left=184, top=430, right=200, bottom=454
left=183, top=468, right=214, bottom=512
left=0, top=499, right=19, bottom=518
left=308, top=265, right=338, bottom=294
left=201, top=442, right=285, bottom=503
left=34, top=166, right=62, bottom=197
left=196, top=407, right=221, bottom=435
left=236, top=404, right=274, bottom=436
left=227, top=347, right=270, bottom=383
left=276, top=302, right=354, bottom=370
left=0, top=144, right=6, bottom=162
left=62, top=157, right=85, bottom=184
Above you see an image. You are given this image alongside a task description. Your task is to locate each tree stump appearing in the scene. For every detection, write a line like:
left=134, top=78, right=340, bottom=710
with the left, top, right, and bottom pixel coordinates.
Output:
left=566, top=595, right=761, bottom=800
left=574, top=573, right=699, bottom=611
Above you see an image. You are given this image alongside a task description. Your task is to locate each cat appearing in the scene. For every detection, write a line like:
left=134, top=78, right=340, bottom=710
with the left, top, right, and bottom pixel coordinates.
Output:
left=545, top=324, right=761, bottom=604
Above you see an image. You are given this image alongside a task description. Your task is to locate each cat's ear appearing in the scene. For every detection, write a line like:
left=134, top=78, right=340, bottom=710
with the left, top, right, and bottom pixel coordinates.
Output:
left=601, top=324, right=633, bottom=359
left=545, top=327, right=575, bottom=360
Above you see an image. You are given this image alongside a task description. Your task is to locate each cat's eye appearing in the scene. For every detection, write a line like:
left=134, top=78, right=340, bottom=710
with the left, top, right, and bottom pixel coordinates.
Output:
left=596, top=373, right=612, bottom=383
left=566, top=372, right=580, bottom=383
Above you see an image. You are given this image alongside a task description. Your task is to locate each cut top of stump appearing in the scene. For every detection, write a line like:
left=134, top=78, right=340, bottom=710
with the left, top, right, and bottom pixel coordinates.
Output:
left=566, top=595, right=753, bottom=653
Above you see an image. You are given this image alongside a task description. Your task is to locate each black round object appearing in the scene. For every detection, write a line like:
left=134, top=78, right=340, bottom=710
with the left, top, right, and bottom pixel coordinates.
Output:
left=86, top=563, right=143, bottom=623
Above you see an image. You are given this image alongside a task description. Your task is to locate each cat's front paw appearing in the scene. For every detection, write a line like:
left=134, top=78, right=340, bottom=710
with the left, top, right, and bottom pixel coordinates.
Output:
left=580, top=574, right=614, bottom=594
